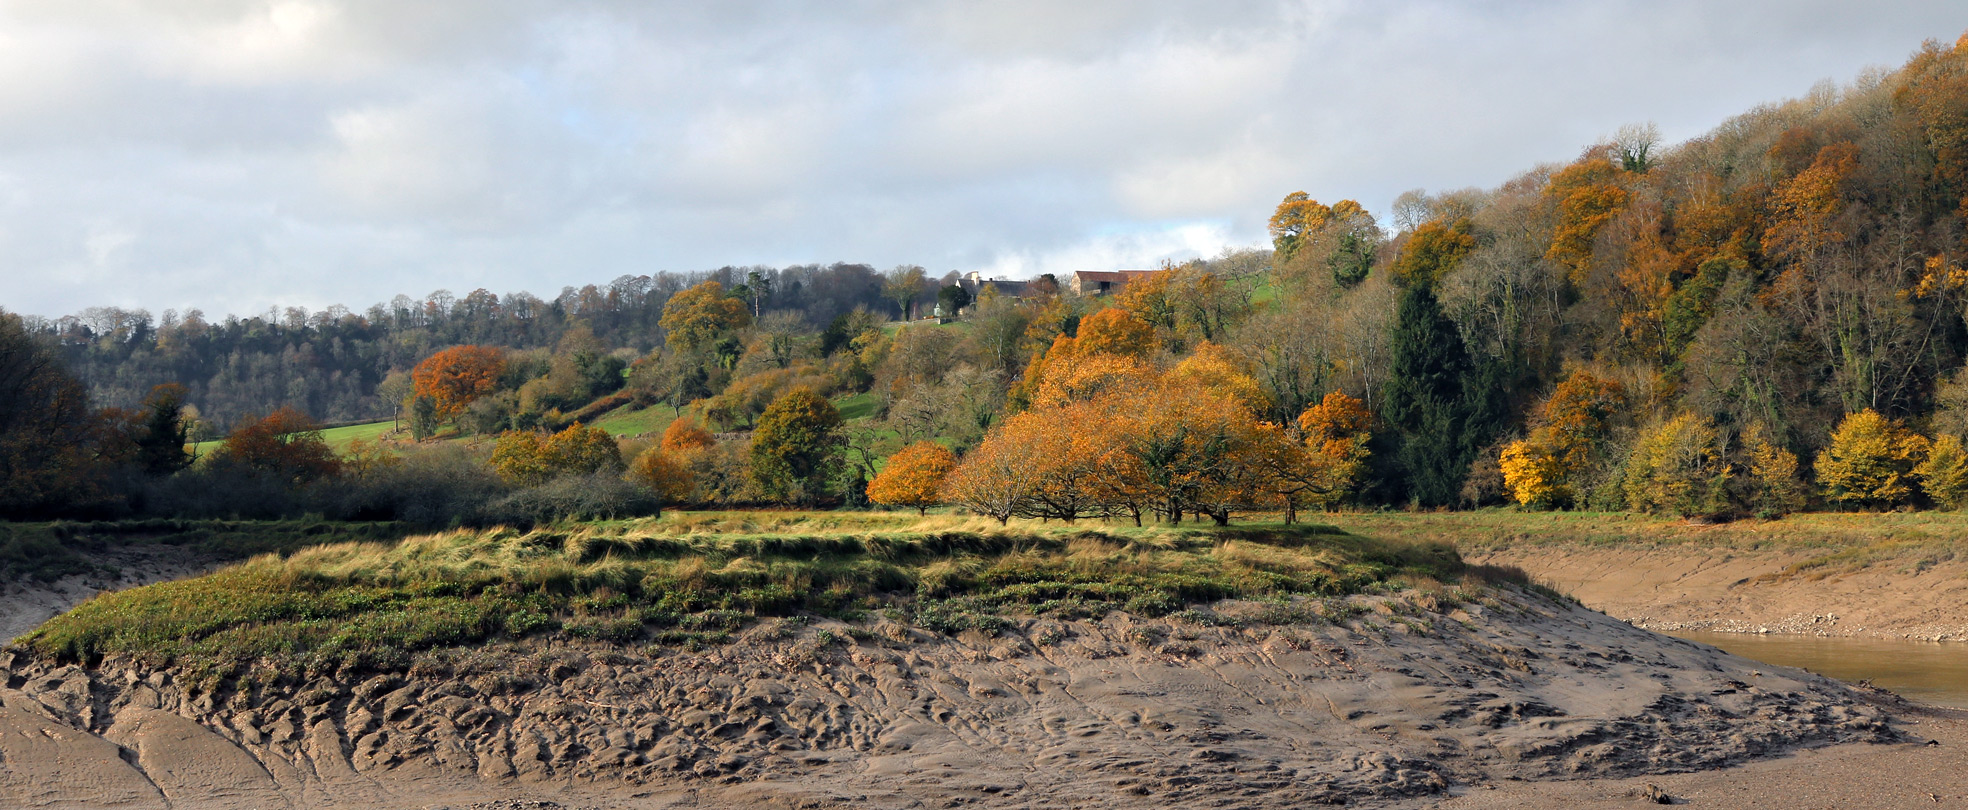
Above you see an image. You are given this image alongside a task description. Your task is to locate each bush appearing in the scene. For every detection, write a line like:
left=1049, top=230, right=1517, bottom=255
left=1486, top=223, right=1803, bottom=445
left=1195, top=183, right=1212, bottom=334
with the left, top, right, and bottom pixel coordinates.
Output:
left=479, top=473, right=661, bottom=526
left=1917, top=433, right=1968, bottom=510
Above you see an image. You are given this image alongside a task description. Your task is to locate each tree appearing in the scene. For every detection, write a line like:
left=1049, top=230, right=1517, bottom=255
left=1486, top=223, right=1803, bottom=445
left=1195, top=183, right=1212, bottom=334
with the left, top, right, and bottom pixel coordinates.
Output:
left=1168, top=342, right=1270, bottom=417
left=937, top=284, right=973, bottom=319
left=134, top=383, right=194, bottom=476
left=629, top=447, right=695, bottom=505
left=662, top=417, right=716, bottom=453
left=1074, top=308, right=1155, bottom=359
left=942, top=426, right=1044, bottom=524
left=409, top=396, right=441, bottom=440
left=750, top=387, right=845, bottom=503
left=1544, top=157, right=1629, bottom=285
left=1622, top=414, right=1729, bottom=517
left=0, top=311, right=114, bottom=516
left=1390, top=218, right=1476, bottom=288
left=884, top=265, right=928, bottom=320
left=1917, top=433, right=1968, bottom=510
left=661, top=281, right=751, bottom=351
left=217, top=407, right=342, bottom=484
left=491, top=422, right=624, bottom=486
left=867, top=441, right=958, bottom=515
left=1740, top=423, right=1805, bottom=518
left=1381, top=285, right=1495, bottom=506
left=1498, top=370, right=1625, bottom=509
left=412, top=345, right=506, bottom=421
left=1816, top=409, right=1928, bottom=509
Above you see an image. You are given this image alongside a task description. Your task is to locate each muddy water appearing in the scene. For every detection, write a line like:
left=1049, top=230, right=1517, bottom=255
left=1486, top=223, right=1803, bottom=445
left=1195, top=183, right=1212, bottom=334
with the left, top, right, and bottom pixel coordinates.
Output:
left=1673, top=631, right=1968, bottom=709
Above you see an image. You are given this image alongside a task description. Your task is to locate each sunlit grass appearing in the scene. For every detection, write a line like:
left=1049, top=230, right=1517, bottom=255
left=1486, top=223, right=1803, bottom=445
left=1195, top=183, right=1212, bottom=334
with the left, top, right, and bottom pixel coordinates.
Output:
left=22, top=512, right=1489, bottom=683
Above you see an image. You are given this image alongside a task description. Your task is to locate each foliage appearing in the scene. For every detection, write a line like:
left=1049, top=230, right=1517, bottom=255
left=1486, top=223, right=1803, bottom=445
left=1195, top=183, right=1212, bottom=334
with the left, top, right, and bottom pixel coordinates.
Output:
left=1916, top=433, right=1968, bottom=510
left=1622, top=414, right=1730, bottom=517
left=866, top=441, right=958, bottom=515
left=1498, top=370, right=1625, bottom=510
left=1382, top=285, right=1502, bottom=506
left=411, top=345, right=506, bottom=421
left=1816, top=410, right=1929, bottom=509
left=1073, top=308, right=1155, bottom=359
left=628, top=447, right=697, bottom=504
left=660, top=281, right=751, bottom=352
left=133, top=383, right=194, bottom=476
left=216, top=407, right=342, bottom=484
left=750, top=387, right=845, bottom=503
left=1390, top=218, right=1476, bottom=288
left=1543, top=157, right=1629, bottom=285
left=662, top=417, right=716, bottom=452
left=1740, top=423, right=1805, bottom=518
left=491, top=423, right=625, bottom=487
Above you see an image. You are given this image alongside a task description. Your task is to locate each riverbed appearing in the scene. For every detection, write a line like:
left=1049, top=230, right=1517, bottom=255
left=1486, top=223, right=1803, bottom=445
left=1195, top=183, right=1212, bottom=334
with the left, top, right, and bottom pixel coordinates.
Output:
left=1674, top=630, right=1968, bottom=709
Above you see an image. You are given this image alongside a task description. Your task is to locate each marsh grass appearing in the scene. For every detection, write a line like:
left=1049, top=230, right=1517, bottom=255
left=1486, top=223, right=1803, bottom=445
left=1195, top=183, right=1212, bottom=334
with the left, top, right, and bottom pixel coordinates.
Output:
left=23, top=512, right=1475, bottom=683
left=0, top=518, right=413, bottom=581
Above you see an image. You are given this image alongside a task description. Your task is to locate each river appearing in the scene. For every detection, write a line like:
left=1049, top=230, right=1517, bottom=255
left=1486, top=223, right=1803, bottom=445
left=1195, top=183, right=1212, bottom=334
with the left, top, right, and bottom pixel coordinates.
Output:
left=1672, top=631, right=1968, bottom=709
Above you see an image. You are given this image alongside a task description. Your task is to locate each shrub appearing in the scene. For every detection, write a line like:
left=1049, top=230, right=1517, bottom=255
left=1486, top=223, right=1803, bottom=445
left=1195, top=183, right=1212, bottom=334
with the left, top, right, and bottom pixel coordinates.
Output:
left=628, top=447, right=696, bottom=504
left=491, top=423, right=624, bottom=486
left=480, top=473, right=661, bottom=526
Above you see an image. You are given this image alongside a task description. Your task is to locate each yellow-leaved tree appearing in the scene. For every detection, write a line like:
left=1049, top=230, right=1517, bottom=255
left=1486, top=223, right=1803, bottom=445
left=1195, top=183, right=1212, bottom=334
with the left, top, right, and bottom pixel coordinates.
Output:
left=491, top=423, right=624, bottom=486
left=867, top=441, right=959, bottom=515
left=1916, top=433, right=1968, bottom=510
left=1622, top=414, right=1729, bottom=517
left=1815, top=409, right=1928, bottom=509
left=1498, top=369, right=1626, bottom=509
left=1740, top=423, right=1805, bottom=517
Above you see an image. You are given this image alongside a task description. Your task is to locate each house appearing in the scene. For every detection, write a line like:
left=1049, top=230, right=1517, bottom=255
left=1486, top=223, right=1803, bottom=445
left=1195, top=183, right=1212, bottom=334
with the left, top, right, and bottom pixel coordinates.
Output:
left=960, top=271, right=1033, bottom=299
left=1070, top=269, right=1161, bottom=296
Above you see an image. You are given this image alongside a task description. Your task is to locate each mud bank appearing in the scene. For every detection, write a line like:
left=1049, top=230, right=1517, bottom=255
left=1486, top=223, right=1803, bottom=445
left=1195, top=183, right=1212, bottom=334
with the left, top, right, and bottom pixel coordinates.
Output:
left=1469, top=545, right=1968, bottom=642
left=0, top=588, right=1899, bottom=810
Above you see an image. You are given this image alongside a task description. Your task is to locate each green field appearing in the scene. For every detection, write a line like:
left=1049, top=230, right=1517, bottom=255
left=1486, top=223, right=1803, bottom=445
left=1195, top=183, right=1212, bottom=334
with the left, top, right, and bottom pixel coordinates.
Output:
left=191, top=419, right=401, bottom=458
left=22, top=512, right=1491, bottom=683
left=591, top=404, right=679, bottom=438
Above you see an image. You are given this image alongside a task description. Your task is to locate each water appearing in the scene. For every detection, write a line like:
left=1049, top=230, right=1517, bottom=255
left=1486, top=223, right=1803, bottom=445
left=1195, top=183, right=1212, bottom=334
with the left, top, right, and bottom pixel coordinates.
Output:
left=1672, top=631, right=1968, bottom=709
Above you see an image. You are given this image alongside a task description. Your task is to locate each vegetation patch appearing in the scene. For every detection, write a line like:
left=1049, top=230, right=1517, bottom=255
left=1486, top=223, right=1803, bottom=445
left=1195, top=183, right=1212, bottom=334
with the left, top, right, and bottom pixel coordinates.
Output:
left=0, top=519, right=413, bottom=582
left=22, top=512, right=1479, bottom=684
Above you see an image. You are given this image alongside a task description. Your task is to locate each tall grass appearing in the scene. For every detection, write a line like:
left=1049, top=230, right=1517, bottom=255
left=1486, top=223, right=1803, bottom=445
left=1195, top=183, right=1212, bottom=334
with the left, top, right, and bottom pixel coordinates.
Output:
left=22, top=513, right=1477, bottom=683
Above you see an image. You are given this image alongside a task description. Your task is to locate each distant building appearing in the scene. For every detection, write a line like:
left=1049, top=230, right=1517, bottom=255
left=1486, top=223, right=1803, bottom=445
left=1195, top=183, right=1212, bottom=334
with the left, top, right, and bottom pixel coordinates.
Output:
left=1070, top=269, right=1161, bottom=296
left=960, top=269, right=1166, bottom=300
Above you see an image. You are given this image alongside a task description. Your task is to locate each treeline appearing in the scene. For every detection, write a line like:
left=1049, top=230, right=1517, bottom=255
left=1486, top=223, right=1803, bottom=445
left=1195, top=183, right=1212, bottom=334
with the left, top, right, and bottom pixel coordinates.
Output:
left=22, top=262, right=944, bottom=431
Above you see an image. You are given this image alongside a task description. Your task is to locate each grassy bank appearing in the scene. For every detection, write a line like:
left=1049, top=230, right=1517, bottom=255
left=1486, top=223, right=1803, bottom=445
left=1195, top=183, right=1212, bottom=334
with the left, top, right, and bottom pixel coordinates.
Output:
left=1325, top=510, right=1968, bottom=581
left=22, top=512, right=1498, bottom=683
left=0, top=519, right=415, bottom=582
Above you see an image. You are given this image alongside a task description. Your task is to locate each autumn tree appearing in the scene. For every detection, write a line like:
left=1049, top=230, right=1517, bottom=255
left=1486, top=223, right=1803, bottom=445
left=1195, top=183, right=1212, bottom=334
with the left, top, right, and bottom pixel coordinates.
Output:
left=1390, top=218, right=1476, bottom=288
left=1263, top=392, right=1374, bottom=521
left=750, top=387, right=845, bottom=503
left=217, top=407, right=343, bottom=485
left=1168, top=341, right=1270, bottom=417
left=1740, top=423, right=1805, bottom=517
left=1073, top=307, right=1155, bottom=359
left=1544, top=156, right=1629, bottom=285
left=1499, top=370, right=1626, bottom=509
left=411, top=345, right=506, bottom=421
left=867, top=441, right=959, bottom=515
left=629, top=446, right=696, bottom=504
left=662, top=417, right=716, bottom=453
left=1622, top=414, right=1729, bottom=517
left=1816, top=409, right=1928, bottom=509
left=491, top=423, right=624, bottom=486
left=660, top=280, right=751, bottom=351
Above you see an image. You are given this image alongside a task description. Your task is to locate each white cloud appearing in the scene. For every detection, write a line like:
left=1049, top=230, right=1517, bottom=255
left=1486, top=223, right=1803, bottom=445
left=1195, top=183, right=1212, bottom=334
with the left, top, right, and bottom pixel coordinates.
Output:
left=0, top=0, right=1960, bottom=317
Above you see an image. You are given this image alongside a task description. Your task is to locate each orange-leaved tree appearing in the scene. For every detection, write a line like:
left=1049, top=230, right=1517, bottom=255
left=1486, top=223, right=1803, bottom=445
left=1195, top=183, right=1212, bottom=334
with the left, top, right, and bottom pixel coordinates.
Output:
left=629, top=446, right=696, bottom=504
left=1544, top=156, right=1630, bottom=286
left=1074, top=307, right=1155, bottom=359
left=411, top=345, right=505, bottom=421
left=1498, top=369, right=1625, bottom=508
left=867, top=441, right=958, bottom=515
left=218, top=406, right=342, bottom=484
left=661, top=416, right=716, bottom=453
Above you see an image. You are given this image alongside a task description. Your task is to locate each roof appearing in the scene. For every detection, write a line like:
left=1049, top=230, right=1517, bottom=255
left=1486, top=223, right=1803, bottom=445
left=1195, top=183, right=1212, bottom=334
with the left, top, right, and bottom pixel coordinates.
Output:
left=1074, top=270, right=1159, bottom=283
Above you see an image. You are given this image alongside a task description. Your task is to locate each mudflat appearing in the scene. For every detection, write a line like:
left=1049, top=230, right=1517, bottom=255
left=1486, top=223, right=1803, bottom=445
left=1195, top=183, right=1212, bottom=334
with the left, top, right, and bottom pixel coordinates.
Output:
left=0, top=588, right=1902, bottom=809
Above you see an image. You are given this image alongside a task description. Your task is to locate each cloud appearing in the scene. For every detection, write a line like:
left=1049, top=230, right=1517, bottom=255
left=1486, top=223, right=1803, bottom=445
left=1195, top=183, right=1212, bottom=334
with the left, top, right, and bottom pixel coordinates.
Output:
left=0, top=0, right=1960, bottom=318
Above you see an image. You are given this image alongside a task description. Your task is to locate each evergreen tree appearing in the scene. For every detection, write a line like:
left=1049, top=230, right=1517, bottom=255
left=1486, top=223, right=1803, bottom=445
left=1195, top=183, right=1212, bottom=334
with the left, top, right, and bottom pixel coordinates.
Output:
left=1379, top=285, right=1500, bottom=506
left=134, top=383, right=194, bottom=476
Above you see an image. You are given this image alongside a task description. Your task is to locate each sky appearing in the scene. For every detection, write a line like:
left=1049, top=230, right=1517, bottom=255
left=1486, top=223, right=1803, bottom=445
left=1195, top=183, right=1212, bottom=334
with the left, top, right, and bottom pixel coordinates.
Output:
left=0, top=1, right=1961, bottom=320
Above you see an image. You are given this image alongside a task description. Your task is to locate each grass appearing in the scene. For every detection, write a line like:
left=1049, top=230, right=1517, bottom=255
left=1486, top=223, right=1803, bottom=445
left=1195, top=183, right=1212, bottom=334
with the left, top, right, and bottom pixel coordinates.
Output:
left=1322, top=509, right=1968, bottom=581
left=833, top=391, right=879, bottom=422
left=0, top=519, right=416, bottom=582
left=22, top=511, right=1497, bottom=684
left=591, top=404, right=679, bottom=438
left=192, top=419, right=403, bottom=458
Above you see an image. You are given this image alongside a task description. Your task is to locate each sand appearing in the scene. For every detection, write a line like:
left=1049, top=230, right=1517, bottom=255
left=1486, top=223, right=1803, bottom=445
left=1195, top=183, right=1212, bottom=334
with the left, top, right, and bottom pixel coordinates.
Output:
left=0, top=586, right=1906, bottom=809
left=1469, top=545, right=1968, bottom=642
